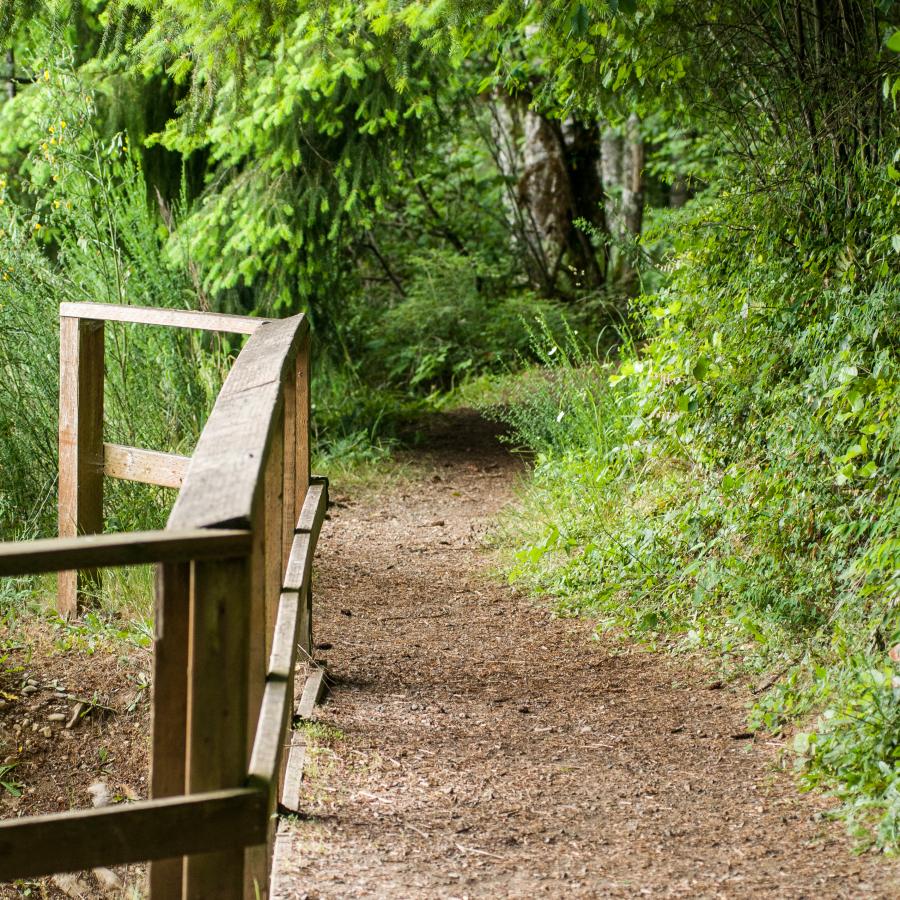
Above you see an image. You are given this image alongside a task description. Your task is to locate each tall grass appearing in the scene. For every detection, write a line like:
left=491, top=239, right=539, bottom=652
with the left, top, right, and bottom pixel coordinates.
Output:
left=0, top=57, right=234, bottom=542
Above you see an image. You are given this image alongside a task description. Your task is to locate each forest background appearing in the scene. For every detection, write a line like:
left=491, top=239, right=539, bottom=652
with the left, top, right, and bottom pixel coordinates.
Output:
left=0, top=0, right=899, bottom=856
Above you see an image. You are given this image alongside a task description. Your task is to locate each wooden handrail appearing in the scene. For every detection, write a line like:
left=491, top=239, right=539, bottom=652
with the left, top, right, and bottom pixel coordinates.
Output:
left=248, top=480, right=329, bottom=794
left=59, top=301, right=269, bottom=334
left=168, top=315, right=310, bottom=531
left=0, top=304, right=323, bottom=899
left=0, top=788, right=267, bottom=881
left=0, top=528, right=251, bottom=577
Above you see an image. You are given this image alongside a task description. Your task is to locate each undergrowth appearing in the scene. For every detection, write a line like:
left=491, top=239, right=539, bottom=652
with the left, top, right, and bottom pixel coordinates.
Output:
left=495, top=180, right=900, bottom=853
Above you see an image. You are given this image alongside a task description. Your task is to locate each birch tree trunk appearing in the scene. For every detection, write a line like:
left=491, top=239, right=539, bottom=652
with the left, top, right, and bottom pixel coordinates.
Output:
left=488, top=93, right=552, bottom=290
left=621, top=113, right=645, bottom=240
left=600, top=114, right=644, bottom=292
left=519, top=108, right=573, bottom=287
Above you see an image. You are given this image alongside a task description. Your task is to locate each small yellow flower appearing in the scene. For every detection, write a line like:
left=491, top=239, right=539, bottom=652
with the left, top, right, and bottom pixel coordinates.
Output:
left=60, top=120, right=66, bottom=130
left=53, top=200, right=61, bottom=208
left=43, top=70, right=50, bottom=81
left=48, top=125, right=55, bottom=134
left=41, top=142, right=48, bottom=152
left=50, top=137, right=56, bottom=145
left=52, top=175, right=59, bottom=182
left=33, top=222, right=41, bottom=231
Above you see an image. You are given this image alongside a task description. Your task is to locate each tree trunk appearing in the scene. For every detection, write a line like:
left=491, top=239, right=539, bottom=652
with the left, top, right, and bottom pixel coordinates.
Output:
left=519, top=108, right=573, bottom=288
left=621, top=113, right=645, bottom=240
left=600, top=126, right=624, bottom=238
left=6, top=50, right=14, bottom=100
left=488, top=92, right=552, bottom=290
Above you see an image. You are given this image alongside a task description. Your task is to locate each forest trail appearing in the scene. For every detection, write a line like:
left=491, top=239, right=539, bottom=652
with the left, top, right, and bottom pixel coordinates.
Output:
left=274, top=410, right=900, bottom=899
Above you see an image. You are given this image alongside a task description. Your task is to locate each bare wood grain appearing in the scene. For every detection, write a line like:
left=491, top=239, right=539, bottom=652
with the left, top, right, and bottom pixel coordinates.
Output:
left=59, top=301, right=267, bottom=335
left=279, top=733, right=307, bottom=814
left=184, top=557, right=252, bottom=898
left=0, top=788, right=266, bottom=882
left=168, top=316, right=308, bottom=532
left=0, top=528, right=251, bottom=577
left=264, top=414, right=285, bottom=659
left=58, top=316, right=104, bottom=618
left=104, top=443, right=190, bottom=489
left=296, top=668, right=326, bottom=721
left=149, top=561, right=190, bottom=898
left=283, top=484, right=327, bottom=593
left=295, top=333, right=311, bottom=506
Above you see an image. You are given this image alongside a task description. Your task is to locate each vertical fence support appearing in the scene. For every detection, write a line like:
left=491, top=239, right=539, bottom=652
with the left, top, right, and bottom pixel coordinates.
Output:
left=282, top=371, right=297, bottom=568
left=184, top=556, right=250, bottom=900
left=296, top=333, right=312, bottom=656
left=245, top=411, right=286, bottom=896
left=149, top=561, right=191, bottom=898
left=58, top=315, right=105, bottom=619
left=264, top=412, right=285, bottom=660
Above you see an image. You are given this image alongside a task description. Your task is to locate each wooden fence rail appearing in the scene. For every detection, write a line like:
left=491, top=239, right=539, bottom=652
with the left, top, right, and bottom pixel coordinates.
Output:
left=0, top=302, right=325, bottom=899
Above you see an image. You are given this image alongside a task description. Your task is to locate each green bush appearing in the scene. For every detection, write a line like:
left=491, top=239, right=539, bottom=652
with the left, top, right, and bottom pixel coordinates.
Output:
left=497, top=174, right=900, bottom=851
left=0, top=58, right=231, bottom=540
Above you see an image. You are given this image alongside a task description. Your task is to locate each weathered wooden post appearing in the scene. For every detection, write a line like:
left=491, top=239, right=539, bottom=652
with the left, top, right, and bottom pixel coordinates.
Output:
left=184, top=555, right=252, bottom=899
left=296, top=332, right=312, bottom=656
left=148, top=561, right=191, bottom=898
left=58, top=315, right=104, bottom=618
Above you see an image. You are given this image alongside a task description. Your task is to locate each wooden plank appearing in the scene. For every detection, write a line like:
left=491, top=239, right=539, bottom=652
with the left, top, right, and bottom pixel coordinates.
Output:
left=296, top=333, right=311, bottom=506
left=296, top=480, right=328, bottom=535
left=149, top=562, right=190, bottom=898
left=296, top=668, right=326, bottom=721
left=184, top=557, right=251, bottom=899
left=283, top=485, right=327, bottom=592
left=247, top=676, right=293, bottom=791
left=104, top=443, right=190, bottom=489
left=244, top=509, right=269, bottom=900
left=0, top=788, right=266, bottom=882
left=168, top=316, right=308, bottom=532
left=282, top=370, right=297, bottom=567
left=0, top=528, right=251, bottom=577
left=279, top=733, right=307, bottom=814
left=268, top=591, right=302, bottom=682
left=287, top=483, right=327, bottom=658
left=264, top=414, right=285, bottom=659
left=58, top=316, right=104, bottom=618
left=59, top=301, right=267, bottom=335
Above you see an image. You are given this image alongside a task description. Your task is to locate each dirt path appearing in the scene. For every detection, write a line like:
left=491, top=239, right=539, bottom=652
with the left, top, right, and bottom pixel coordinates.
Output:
left=274, top=410, right=900, bottom=899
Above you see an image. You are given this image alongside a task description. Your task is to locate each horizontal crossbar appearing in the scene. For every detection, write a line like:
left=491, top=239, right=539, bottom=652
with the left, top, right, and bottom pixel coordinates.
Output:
left=0, top=528, right=251, bottom=577
left=104, top=443, right=191, bottom=489
left=247, top=482, right=329, bottom=791
left=0, top=787, right=267, bottom=881
left=59, top=302, right=267, bottom=335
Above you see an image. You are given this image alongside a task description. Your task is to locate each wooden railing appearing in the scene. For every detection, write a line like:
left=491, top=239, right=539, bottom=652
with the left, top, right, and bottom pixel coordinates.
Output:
left=0, top=302, right=326, bottom=898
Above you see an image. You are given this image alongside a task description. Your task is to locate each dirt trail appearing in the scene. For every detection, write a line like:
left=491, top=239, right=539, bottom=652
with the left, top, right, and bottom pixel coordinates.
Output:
left=275, top=410, right=900, bottom=899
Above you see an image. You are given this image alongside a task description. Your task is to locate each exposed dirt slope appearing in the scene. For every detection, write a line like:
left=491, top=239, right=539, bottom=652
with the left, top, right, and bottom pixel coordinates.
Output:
left=275, top=410, right=900, bottom=899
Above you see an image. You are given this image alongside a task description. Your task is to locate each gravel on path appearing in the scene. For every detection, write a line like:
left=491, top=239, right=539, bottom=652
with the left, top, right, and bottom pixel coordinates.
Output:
left=274, top=410, right=900, bottom=899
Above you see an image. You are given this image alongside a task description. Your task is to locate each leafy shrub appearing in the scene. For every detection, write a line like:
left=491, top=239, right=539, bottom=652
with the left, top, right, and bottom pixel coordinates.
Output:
left=498, top=173, right=900, bottom=850
left=363, top=248, right=573, bottom=393
left=0, top=56, right=231, bottom=539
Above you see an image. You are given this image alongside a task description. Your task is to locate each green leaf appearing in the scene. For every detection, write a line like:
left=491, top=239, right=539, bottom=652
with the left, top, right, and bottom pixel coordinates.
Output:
left=886, top=30, right=900, bottom=52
